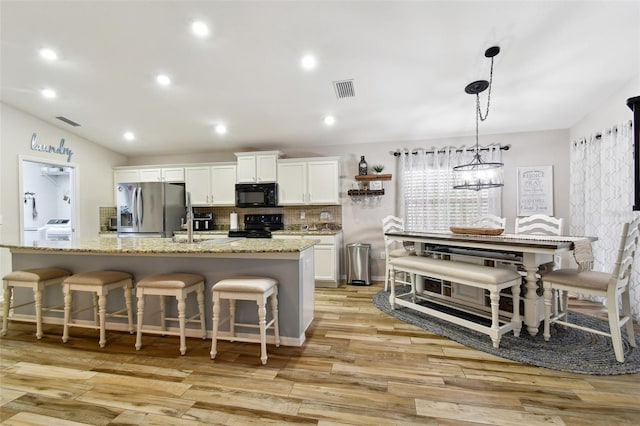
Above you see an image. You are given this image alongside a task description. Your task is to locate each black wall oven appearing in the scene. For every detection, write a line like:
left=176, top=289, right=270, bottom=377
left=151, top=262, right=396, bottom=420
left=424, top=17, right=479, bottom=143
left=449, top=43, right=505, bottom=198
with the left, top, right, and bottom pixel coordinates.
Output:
left=235, top=182, right=278, bottom=208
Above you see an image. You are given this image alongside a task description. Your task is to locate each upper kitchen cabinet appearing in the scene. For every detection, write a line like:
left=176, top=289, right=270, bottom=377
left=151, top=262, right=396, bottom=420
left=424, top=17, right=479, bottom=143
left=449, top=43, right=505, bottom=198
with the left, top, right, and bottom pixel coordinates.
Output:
left=277, top=157, right=340, bottom=205
left=113, top=168, right=140, bottom=184
left=235, top=151, right=281, bottom=183
left=113, top=167, right=184, bottom=183
left=185, top=163, right=236, bottom=206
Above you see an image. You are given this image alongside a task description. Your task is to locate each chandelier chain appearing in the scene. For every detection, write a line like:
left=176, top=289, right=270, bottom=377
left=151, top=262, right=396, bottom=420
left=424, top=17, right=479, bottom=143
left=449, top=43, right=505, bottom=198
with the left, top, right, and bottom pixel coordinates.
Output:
left=477, top=56, right=495, bottom=122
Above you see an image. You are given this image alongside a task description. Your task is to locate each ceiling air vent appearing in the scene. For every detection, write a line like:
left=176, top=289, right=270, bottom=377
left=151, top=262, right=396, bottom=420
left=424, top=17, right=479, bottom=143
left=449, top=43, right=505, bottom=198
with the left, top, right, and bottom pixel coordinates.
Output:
left=56, top=116, right=81, bottom=127
left=333, top=79, right=355, bottom=99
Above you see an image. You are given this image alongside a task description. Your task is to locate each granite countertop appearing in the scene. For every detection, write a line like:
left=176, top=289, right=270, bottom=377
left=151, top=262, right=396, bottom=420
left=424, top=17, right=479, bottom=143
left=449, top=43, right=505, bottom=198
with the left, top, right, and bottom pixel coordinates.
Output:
left=0, top=237, right=318, bottom=254
left=273, top=229, right=342, bottom=236
left=173, top=229, right=342, bottom=237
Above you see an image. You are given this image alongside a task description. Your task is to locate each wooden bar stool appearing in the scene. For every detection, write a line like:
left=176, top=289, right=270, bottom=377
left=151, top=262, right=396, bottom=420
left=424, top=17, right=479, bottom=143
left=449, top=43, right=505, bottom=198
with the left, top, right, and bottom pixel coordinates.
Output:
left=135, top=273, right=207, bottom=355
left=2, top=268, right=70, bottom=338
left=210, top=276, right=280, bottom=365
left=62, top=270, right=134, bottom=347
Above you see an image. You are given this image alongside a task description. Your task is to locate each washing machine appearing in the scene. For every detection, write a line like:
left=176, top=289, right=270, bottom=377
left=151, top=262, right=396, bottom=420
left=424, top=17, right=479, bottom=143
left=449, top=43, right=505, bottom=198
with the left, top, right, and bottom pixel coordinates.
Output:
left=39, top=218, right=72, bottom=241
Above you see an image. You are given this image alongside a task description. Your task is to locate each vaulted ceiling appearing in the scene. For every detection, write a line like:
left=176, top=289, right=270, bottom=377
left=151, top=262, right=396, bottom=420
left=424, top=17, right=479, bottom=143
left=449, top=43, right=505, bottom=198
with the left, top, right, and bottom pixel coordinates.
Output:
left=1, top=1, right=638, bottom=156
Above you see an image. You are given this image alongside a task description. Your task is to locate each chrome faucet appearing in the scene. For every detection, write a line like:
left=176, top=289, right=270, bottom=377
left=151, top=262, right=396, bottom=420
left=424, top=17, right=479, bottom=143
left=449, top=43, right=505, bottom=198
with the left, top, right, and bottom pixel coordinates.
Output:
left=186, top=191, right=193, bottom=244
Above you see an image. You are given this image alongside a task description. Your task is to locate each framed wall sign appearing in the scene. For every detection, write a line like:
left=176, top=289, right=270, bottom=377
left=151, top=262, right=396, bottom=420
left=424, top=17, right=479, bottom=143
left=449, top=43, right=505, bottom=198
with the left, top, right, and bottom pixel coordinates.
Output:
left=517, top=166, right=553, bottom=216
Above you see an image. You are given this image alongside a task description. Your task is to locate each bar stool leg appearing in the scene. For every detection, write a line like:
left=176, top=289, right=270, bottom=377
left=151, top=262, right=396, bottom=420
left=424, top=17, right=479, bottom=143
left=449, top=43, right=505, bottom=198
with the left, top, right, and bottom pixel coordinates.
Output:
left=135, top=289, right=145, bottom=350
left=196, top=284, right=206, bottom=339
left=160, top=295, right=166, bottom=335
left=229, top=299, right=236, bottom=341
left=98, top=292, right=107, bottom=348
left=62, top=285, right=72, bottom=343
left=124, top=283, right=134, bottom=333
left=271, top=288, right=280, bottom=347
left=177, top=295, right=187, bottom=355
left=210, top=293, right=220, bottom=359
left=33, top=285, right=44, bottom=339
left=257, top=294, right=267, bottom=365
left=2, top=283, right=12, bottom=336
left=92, top=293, right=99, bottom=327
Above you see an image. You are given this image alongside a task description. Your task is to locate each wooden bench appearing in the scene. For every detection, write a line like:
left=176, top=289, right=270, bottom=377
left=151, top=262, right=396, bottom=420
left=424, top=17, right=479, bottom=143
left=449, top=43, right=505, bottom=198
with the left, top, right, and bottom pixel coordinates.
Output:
left=389, top=256, right=522, bottom=348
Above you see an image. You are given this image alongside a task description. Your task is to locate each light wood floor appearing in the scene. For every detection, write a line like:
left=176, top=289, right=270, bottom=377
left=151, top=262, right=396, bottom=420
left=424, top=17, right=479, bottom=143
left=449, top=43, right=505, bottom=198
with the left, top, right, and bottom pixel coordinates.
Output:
left=1, top=283, right=639, bottom=425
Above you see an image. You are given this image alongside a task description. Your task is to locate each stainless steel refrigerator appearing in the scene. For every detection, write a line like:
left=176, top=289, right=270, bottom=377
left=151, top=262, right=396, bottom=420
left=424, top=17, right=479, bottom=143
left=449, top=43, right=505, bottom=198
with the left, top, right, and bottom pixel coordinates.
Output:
left=116, top=182, right=185, bottom=237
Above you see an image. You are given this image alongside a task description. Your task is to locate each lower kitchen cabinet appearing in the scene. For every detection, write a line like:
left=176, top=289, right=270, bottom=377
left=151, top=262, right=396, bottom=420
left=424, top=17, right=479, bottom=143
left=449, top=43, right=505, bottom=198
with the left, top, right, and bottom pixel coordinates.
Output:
left=272, top=232, right=342, bottom=287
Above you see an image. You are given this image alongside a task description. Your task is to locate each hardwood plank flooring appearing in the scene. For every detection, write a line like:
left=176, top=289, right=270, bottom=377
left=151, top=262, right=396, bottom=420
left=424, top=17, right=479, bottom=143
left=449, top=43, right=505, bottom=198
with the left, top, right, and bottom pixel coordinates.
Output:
left=1, top=283, right=639, bottom=425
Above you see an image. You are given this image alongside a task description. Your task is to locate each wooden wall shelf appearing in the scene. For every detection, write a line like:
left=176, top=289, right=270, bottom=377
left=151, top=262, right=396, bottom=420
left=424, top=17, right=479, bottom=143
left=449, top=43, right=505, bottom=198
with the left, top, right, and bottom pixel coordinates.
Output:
left=354, top=173, right=392, bottom=181
left=347, top=189, right=385, bottom=196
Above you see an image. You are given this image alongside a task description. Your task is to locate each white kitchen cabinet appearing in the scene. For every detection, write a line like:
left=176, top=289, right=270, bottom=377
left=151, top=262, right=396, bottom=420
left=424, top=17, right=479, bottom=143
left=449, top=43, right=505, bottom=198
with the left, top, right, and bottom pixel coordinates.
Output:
left=210, top=164, right=237, bottom=205
left=114, top=169, right=140, bottom=184
left=185, top=164, right=236, bottom=206
left=307, top=159, right=340, bottom=204
left=276, top=161, right=307, bottom=204
left=277, top=157, right=340, bottom=205
left=161, top=167, right=185, bottom=182
left=272, top=232, right=342, bottom=287
left=184, top=166, right=211, bottom=205
left=138, top=168, right=161, bottom=182
left=235, top=151, right=280, bottom=183
left=114, top=167, right=184, bottom=183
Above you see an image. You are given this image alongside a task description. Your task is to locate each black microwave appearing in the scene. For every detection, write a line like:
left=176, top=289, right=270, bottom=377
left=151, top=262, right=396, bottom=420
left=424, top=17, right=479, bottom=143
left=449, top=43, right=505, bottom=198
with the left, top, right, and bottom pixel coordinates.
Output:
left=235, top=183, right=278, bottom=208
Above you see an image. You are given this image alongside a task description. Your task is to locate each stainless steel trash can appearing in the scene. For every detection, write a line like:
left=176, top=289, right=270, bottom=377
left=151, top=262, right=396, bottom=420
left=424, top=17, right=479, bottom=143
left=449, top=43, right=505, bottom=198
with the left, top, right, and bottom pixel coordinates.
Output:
left=346, top=243, right=371, bottom=286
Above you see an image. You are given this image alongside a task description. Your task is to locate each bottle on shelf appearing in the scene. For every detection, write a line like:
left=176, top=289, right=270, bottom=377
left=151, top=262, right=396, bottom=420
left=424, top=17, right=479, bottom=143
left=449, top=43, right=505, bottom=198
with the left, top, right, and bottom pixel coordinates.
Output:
left=358, top=156, right=368, bottom=176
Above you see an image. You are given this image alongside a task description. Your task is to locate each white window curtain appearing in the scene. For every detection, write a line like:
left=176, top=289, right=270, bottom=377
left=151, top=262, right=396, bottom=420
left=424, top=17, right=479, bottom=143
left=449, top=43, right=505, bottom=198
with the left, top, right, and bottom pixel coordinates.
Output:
left=570, top=121, right=640, bottom=320
left=398, top=145, right=502, bottom=231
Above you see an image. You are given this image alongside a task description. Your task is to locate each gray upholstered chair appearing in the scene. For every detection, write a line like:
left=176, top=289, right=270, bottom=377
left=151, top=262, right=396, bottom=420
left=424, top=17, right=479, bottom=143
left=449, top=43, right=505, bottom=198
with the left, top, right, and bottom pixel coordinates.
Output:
left=542, top=216, right=639, bottom=362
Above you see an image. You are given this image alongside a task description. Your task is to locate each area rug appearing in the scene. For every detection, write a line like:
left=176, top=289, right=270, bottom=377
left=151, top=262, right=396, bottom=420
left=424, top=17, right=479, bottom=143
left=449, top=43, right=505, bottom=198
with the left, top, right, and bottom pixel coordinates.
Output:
left=373, top=289, right=640, bottom=375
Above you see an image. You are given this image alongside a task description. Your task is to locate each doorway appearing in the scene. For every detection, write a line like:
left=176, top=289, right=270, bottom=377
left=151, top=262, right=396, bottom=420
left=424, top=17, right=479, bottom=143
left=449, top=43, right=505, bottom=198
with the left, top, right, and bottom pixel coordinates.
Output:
left=19, top=157, right=77, bottom=244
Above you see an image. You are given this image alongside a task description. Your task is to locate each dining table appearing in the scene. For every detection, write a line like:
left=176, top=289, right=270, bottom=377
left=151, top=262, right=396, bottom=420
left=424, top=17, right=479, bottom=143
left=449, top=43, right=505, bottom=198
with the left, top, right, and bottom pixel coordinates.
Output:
left=385, top=230, right=596, bottom=336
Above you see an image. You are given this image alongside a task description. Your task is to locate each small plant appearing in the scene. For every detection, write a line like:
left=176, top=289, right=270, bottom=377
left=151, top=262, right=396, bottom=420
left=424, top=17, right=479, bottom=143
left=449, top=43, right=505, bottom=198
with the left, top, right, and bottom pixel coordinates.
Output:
left=372, top=165, right=385, bottom=173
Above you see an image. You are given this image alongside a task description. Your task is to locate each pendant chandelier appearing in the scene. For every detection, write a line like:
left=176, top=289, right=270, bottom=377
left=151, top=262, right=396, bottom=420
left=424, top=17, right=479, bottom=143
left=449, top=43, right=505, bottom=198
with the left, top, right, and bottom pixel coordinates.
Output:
left=453, top=46, right=504, bottom=191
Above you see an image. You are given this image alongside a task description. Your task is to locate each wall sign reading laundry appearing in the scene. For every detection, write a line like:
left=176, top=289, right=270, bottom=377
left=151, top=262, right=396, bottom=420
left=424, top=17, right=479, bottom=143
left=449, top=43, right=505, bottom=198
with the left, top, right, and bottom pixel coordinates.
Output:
left=30, top=132, right=74, bottom=162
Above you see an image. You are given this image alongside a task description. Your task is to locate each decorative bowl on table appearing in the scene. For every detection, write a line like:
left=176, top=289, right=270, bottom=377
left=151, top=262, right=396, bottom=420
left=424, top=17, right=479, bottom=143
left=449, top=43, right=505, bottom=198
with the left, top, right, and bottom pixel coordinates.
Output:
left=449, top=226, right=504, bottom=236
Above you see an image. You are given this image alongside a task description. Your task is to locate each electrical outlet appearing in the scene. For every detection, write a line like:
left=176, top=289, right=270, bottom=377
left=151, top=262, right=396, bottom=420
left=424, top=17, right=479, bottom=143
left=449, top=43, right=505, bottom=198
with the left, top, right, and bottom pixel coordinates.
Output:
left=300, top=211, right=306, bottom=220
left=379, top=251, right=386, bottom=260
left=320, top=211, right=330, bottom=220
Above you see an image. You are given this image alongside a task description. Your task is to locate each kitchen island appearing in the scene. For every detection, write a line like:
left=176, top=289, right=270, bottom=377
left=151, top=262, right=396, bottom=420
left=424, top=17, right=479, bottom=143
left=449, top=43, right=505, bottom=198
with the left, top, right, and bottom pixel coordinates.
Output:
left=0, top=237, right=317, bottom=346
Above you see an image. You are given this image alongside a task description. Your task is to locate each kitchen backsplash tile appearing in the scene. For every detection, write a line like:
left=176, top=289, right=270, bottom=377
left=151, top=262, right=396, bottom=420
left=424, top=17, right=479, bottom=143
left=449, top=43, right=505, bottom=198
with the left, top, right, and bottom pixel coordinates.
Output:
left=101, top=205, right=341, bottom=232
left=99, top=206, right=116, bottom=231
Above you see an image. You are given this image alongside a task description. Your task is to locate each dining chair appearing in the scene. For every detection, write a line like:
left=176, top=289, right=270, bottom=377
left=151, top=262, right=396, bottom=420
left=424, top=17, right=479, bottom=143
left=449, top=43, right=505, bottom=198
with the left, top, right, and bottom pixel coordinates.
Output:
left=473, top=214, right=506, bottom=229
left=515, top=214, right=564, bottom=236
left=515, top=214, right=564, bottom=271
left=382, top=215, right=415, bottom=291
left=542, top=216, right=639, bottom=362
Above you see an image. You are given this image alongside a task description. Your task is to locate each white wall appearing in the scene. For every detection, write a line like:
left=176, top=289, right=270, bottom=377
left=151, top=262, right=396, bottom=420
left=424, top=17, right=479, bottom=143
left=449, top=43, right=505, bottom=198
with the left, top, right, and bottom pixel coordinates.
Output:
left=0, top=103, right=127, bottom=278
left=570, top=74, right=640, bottom=141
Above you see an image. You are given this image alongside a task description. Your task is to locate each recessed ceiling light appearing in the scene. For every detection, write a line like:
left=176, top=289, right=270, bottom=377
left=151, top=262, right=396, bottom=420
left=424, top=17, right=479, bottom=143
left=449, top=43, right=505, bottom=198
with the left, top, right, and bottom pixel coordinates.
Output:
left=191, top=21, right=210, bottom=38
left=123, top=132, right=135, bottom=141
left=215, top=124, right=227, bottom=135
left=301, top=54, right=317, bottom=71
left=41, top=88, right=56, bottom=99
left=156, top=74, right=171, bottom=86
left=39, top=48, right=57, bottom=61
left=324, top=116, right=336, bottom=126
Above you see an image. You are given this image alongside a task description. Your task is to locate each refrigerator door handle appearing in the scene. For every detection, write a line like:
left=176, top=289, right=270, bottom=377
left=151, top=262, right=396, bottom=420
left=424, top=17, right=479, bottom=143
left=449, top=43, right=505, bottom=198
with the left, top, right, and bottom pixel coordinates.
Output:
left=138, top=187, right=144, bottom=226
left=132, top=187, right=138, bottom=226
